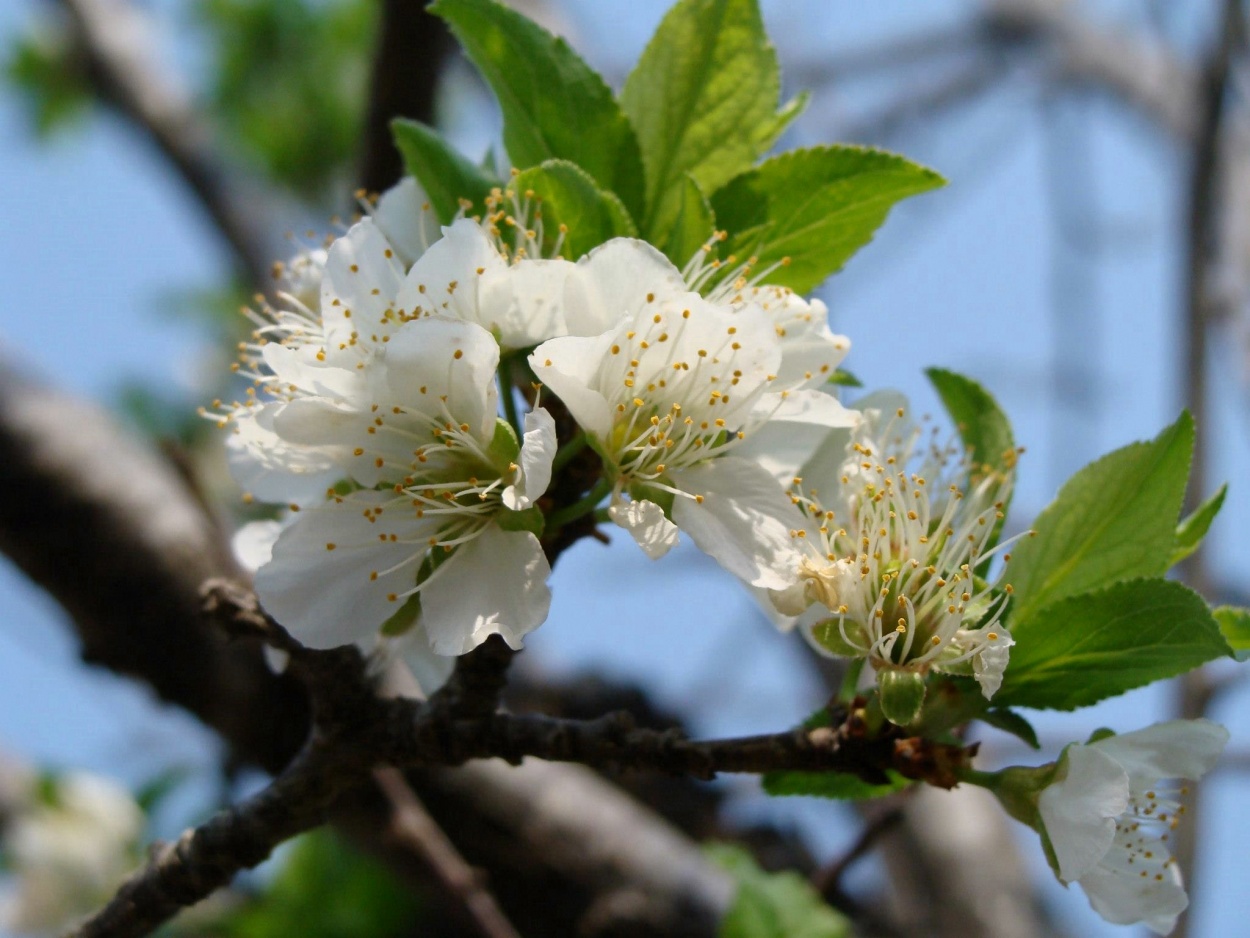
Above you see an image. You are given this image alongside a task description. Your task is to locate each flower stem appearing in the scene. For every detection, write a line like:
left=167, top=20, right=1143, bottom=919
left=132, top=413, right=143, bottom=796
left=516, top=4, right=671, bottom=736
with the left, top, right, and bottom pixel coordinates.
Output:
left=552, top=431, right=587, bottom=475
left=547, top=478, right=611, bottom=530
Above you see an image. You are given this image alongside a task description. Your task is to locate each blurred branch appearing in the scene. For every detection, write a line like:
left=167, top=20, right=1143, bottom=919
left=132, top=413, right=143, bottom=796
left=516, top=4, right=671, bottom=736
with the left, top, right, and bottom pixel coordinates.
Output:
left=54, top=0, right=275, bottom=288
left=357, top=0, right=452, bottom=195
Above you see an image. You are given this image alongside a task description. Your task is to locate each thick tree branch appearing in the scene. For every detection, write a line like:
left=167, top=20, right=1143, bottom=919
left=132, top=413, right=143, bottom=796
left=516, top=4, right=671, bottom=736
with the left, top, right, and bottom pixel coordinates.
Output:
left=55, top=0, right=275, bottom=288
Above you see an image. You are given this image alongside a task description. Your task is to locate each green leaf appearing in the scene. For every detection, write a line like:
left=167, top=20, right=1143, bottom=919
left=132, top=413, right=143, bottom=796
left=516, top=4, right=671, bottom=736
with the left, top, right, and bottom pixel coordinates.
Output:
left=1170, top=483, right=1227, bottom=568
left=995, top=578, right=1232, bottom=711
left=762, top=769, right=909, bottom=801
left=1007, top=412, right=1194, bottom=624
left=431, top=0, right=644, bottom=219
left=979, top=708, right=1040, bottom=749
left=659, top=173, right=716, bottom=267
left=621, top=0, right=802, bottom=241
left=391, top=118, right=500, bottom=224
left=710, top=146, right=944, bottom=294
left=1213, top=606, right=1250, bottom=661
left=926, top=368, right=1015, bottom=477
left=707, top=844, right=851, bottom=938
left=511, top=160, right=638, bottom=259
left=827, top=369, right=861, bottom=388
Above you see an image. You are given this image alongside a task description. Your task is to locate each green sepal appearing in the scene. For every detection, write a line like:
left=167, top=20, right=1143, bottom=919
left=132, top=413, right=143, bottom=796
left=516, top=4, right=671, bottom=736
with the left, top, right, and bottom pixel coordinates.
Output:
left=807, top=618, right=868, bottom=658
left=391, top=118, right=500, bottom=223
left=379, top=593, right=422, bottom=638
left=496, top=505, right=545, bottom=538
left=877, top=668, right=926, bottom=726
left=488, top=417, right=521, bottom=465
left=1170, top=483, right=1227, bottom=568
left=1213, top=606, right=1250, bottom=661
left=826, top=369, right=861, bottom=388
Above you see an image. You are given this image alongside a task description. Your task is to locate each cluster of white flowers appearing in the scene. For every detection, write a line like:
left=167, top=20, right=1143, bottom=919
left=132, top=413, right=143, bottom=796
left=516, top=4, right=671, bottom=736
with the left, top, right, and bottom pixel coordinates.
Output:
left=0, top=773, right=142, bottom=935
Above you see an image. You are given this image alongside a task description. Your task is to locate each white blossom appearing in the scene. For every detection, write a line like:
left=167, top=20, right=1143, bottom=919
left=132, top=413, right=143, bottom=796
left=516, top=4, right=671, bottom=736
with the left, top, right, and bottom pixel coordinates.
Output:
left=1037, top=720, right=1229, bottom=934
left=1, top=773, right=142, bottom=934
left=774, top=393, right=1020, bottom=700
left=530, top=247, right=852, bottom=587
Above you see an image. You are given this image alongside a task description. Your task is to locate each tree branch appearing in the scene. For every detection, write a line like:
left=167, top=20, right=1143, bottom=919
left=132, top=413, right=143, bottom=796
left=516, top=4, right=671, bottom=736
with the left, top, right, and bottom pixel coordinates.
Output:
left=55, top=0, right=276, bottom=288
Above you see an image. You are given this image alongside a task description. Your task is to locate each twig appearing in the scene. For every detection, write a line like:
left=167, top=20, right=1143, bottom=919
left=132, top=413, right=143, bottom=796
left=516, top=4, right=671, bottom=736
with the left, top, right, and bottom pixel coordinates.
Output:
left=56, top=0, right=274, bottom=288
left=373, top=768, right=521, bottom=938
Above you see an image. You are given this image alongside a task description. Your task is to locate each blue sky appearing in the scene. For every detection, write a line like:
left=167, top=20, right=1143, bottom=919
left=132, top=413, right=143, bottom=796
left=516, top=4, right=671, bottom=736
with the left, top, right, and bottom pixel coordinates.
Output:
left=0, top=2, right=1247, bottom=936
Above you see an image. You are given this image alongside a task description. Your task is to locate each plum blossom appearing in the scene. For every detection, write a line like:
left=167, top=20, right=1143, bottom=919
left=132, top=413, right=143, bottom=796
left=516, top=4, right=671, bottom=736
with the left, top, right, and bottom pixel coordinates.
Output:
left=0, top=773, right=142, bottom=934
left=530, top=240, right=853, bottom=587
left=771, top=393, right=1021, bottom=715
left=1037, top=720, right=1229, bottom=934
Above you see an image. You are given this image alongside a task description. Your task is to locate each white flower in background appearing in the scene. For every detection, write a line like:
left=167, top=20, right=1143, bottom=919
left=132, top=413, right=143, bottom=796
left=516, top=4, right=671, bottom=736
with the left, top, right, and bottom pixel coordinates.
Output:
left=1037, top=720, right=1229, bottom=935
left=530, top=244, right=853, bottom=587
left=773, top=393, right=1019, bottom=709
left=1, top=773, right=142, bottom=934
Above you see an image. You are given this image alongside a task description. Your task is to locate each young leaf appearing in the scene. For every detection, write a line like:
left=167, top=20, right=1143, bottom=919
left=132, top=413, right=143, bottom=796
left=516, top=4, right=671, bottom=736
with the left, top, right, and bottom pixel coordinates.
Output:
left=979, top=708, right=1040, bottom=749
left=620, top=0, right=802, bottom=240
left=430, top=0, right=645, bottom=219
left=762, top=769, right=910, bottom=800
left=510, top=159, right=637, bottom=259
left=1006, top=412, right=1194, bottom=624
left=1170, top=483, right=1227, bottom=568
left=707, top=843, right=851, bottom=938
left=827, top=368, right=861, bottom=388
left=391, top=118, right=499, bottom=223
left=925, top=368, right=1015, bottom=477
left=710, top=146, right=944, bottom=294
left=659, top=173, right=716, bottom=267
left=995, top=578, right=1232, bottom=711
left=1213, top=606, right=1250, bottom=661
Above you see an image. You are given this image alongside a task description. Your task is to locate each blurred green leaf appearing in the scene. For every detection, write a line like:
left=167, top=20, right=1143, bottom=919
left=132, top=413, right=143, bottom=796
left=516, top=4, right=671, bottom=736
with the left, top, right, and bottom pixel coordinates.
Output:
left=707, top=844, right=850, bottom=938
left=1213, top=606, right=1250, bottom=661
left=432, top=0, right=645, bottom=219
left=711, top=146, right=944, bottom=294
left=1170, top=483, right=1227, bottom=568
left=621, top=0, right=802, bottom=242
left=979, top=708, right=1040, bottom=749
left=5, top=22, right=91, bottom=136
left=762, top=769, right=909, bottom=801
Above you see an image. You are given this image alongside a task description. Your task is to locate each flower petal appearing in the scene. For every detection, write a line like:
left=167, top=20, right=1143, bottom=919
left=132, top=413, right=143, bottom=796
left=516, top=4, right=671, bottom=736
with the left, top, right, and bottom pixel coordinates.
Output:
left=419, top=526, right=552, bottom=654
left=320, top=218, right=408, bottom=363
left=371, top=177, right=440, bottom=267
left=529, top=332, right=617, bottom=438
left=608, top=497, right=680, bottom=559
left=737, top=388, right=858, bottom=484
left=1078, top=860, right=1187, bottom=933
left=503, top=407, right=557, bottom=509
left=1090, top=719, right=1229, bottom=786
left=562, top=238, right=689, bottom=336
left=669, top=456, right=805, bottom=590
left=1038, top=745, right=1129, bottom=882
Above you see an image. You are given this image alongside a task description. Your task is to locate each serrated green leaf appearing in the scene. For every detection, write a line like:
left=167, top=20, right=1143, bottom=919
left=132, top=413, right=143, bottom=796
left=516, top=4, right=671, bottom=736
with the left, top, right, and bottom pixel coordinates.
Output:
left=511, top=160, right=637, bottom=259
left=995, top=578, right=1231, bottom=711
left=762, top=769, right=909, bottom=800
left=391, top=118, right=499, bottom=223
left=979, top=708, right=1040, bottom=749
left=1213, top=606, right=1250, bottom=661
left=621, top=0, right=800, bottom=241
left=659, top=173, right=716, bottom=267
left=1170, top=483, right=1227, bottom=568
left=1007, top=412, right=1194, bottom=624
left=707, top=844, right=850, bottom=938
left=926, top=368, right=1015, bottom=477
left=710, top=146, right=944, bottom=294
left=431, top=0, right=644, bottom=219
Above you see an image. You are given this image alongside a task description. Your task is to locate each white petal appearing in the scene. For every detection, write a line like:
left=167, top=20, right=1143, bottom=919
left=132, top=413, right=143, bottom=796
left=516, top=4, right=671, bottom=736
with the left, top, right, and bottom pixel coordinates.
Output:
left=231, top=519, right=286, bottom=573
left=562, top=238, right=689, bottom=336
left=1079, top=861, right=1187, bottom=933
left=254, top=491, right=436, bottom=649
left=608, top=497, right=680, bottom=559
left=529, top=332, right=617, bottom=438
left=371, top=177, right=441, bottom=266
left=419, top=526, right=552, bottom=654
left=226, top=407, right=342, bottom=503
left=737, top=388, right=858, bottom=483
left=390, top=623, right=457, bottom=697
left=320, top=219, right=408, bottom=363
left=1090, top=719, right=1229, bottom=786
left=1038, top=745, right=1129, bottom=882
left=487, top=258, right=577, bottom=348
left=394, top=219, right=509, bottom=330
left=503, top=407, right=557, bottom=509
left=669, top=457, right=806, bottom=590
